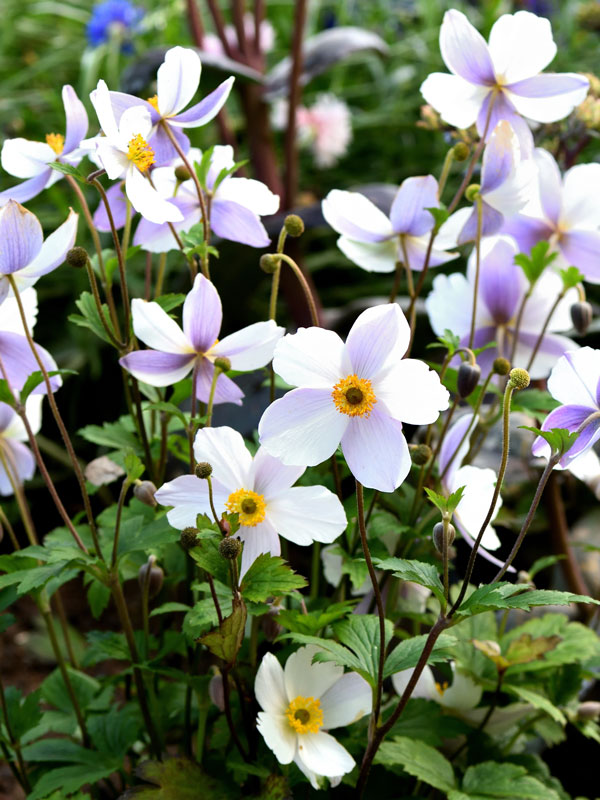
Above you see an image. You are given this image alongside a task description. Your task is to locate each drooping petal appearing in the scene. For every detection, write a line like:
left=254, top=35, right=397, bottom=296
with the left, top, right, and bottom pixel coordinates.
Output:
left=216, top=176, right=280, bottom=216
left=440, top=9, right=495, bottom=84
left=119, top=350, right=195, bottom=386
left=256, top=712, right=296, bottom=765
left=506, top=73, right=589, bottom=124
left=376, top=359, right=449, bottom=425
left=2, top=395, right=43, bottom=440
left=426, top=272, right=476, bottom=339
left=456, top=203, right=504, bottom=245
left=213, top=320, right=284, bottom=371
left=170, top=76, right=235, bottom=127
left=452, top=465, right=502, bottom=551
left=322, top=190, right=394, bottom=243
left=251, top=448, right=304, bottom=499
left=560, top=163, right=600, bottom=230
left=0, top=201, right=43, bottom=274
left=336, top=236, right=398, bottom=273
left=93, top=183, right=129, bottom=232
left=272, top=328, right=350, bottom=389
left=255, top=652, right=288, bottom=714
left=0, top=170, right=52, bottom=205
left=195, top=357, right=245, bottom=406
left=559, top=230, right=600, bottom=284
left=0, top=332, right=61, bottom=395
left=18, top=210, right=78, bottom=279
left=192, top=425, right=253, bottom=491
left=439, top=670, right=483, bottom=710
left=391, top=666, right=437, bottom=701
left=439, top=412, right=474, bottom=491
left=125, top=165, right=184, bottom=225
left=133, top=195, right=199, bottom=253
left=320, top=673, right=372, bottom=729
left=488, top=11, right=557, bottom=84
left=296, top=730, right=355, bottom=779
left=341, top=409, right=410, bottom=492
left=210, top=199, right=271, bottom=247
left=0, top=439, right=35, bottom=495
left=480, top=121, right=516, bottom=194
left=0, top=139, right=55, bottom=179
left=238, top=518, right=280, bottom=576
left=149, top=123, right=191, bottom=166
left=284, top=645, right=343, bottom=701
left=477, top=236, right=523, bottom=325
left=346, top=303, right=411, bottom=378
left=258, top=388, right=349, bottom=466
left=389, top=175, right=439, bottom=237
left=420, top=73, right=490, bottom=129
left=62, top=84, right=89, bottom=154
left=131, top=298, right=193, bottom=353
left=182, top=274, right=222, bottom=354
left=154, top=473, right=228, bottom=529
left=266, top=485, right=347, bottom=546
left=156, top=46, right=202, bottom=117
left=95, top=139, right=129, bottom=181
left=547, top=348, right=600, bottom=407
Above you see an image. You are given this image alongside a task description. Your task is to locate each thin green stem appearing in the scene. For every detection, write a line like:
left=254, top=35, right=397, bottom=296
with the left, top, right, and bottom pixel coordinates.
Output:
left=468, top=195, right=483, bottom=350
left=525, top=290, right=565, bottom=373
left=154, top=253, right=168, bottom=298
left=111, top=479, right=131, bottom=567
left=0, top=673, right=31, bottom=791
left=205, top=363, right=221, bottom=429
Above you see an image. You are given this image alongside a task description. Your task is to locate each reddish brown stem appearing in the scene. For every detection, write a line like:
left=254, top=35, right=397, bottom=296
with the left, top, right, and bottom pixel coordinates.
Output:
left=283, top=0, right=308, bottom=209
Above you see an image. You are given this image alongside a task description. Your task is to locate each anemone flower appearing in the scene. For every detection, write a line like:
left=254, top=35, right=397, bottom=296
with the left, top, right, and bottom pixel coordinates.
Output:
left=155, top=426, right=347, bottom=576
left=0, top=397, right=43, bottom=496
left=0, top=86, right=88, bottom=205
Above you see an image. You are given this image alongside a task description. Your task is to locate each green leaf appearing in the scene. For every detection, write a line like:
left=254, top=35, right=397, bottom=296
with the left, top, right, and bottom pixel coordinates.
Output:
left=374, top=736, right=455, bottom=792
left=28, top=760, right=121, bottom=800
left=3, top=687, right=42, bottom=741
left=87, top=579, right=111, bottom=620
left=510, top=389, right=560, bottom=416
left=527, top=555, right=565, bottom=579
left=276, top=601, right=355, bottom=635
left=153, top=293, right=186, bottom=313
left=427, top=205, right=449, bottom=231
left=514, top=241, right=557, bottom=285
left=194, top=148, right=215, bottom=190
left=560, top=266, right=585, bottom=291
left=389, top=698, right=470, bottom=747
left=146, top=400, right=188, bottom=428
left=241, top=553, right=307, bottom=603
left=331, top=615, right=393, bottom=684
left=0, top=379, right=16, bottom=407
left=82, top=631, right=130, bottom=666
left=150, top=602, right=191, bottom=618
left=374, top=557, right=444, bottom=604
left=124, top=449, right=144, bottom=481
left=41, top=667, right=102, bottom=713
left=428, top=328, right=461, bottom=356
left=122, top=757, right=230, bottom=799
left=455, top=583, right=600, bottom=619
left=453, top=761, right=561, bottom=800
left=48, top=161, right=86, bottom=182
left=69, top=291, right=116, bottom=345
left=425, top=486, right=465, bottom=516
left=504, top=633, right=562, bottom=666
left=20, top=369, right=77, bottom=403
left=0, top=562, right=71, bottom=596
left=504, top=684, right=566, bottom=724
left=189, top=536, right=230, bottom=585
left=212, top=159, right=248, bottom=192
left=200, top=596, right=247, bottom=666
left=383, top=633, right=456, bottom=679
left=79, top=418, right=141, bottom=453
left=88, top=705, right=141, bottom=756
left=519, top=425, right=579, bottom=457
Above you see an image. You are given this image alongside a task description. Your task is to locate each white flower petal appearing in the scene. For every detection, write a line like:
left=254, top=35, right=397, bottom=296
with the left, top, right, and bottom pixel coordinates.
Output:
left=251, top=447, right=304, bottom=499
left=452, top=465, right=502, bottom=550
left=117, top=105, right=153, bottom=146
left=439, top=670, right=482, bottom=710
left=155, top=474, right=228, bottom=529
left=216, top=177, right=280, bottom=216
left=341, top=410, right=411, bottom=493
left=272, top=328, right=350, bottom=389
left=346, top=303, right=411, bottom=379
left=256, top=712, right=296, bottom=765
left=193, top=425, right=253, bottom=491
left=255, top=651, right=289, bottom=714
left=213, top=320, right=284, bottom=371
left=426, top=272, right=475, bottom=339
left=0, top=288, right=38, bottom=335
left=131, top=298, right=193, bottom=353
left=322, top=189, right=394, bottom=242
left=266, top=486, right=347, bottom=546
left=320, top=673, right=372, bottom=729
left=391, top=665, right=437, bottom=701
left=560, top=163, right=600, bottom=230
left=90, top=79, right=119, bottom=140
left=284, top=645, right=343, bottom=701
left=19, top=210, right=78, bottom=279
left=337, top=236, right=398, bottom=273
left=547, top=347, right=600, bottom=407
left=488, top=12, right=556, bottom=84
left=420, top=73, right=490, bottom=129
left=125, top=166, right=184, bottom=224
left=238, top=519, right=280, bottom=577
left=376, top=359, right=450, bottom=425
left=1, top=138, right=55, bottom=179
left=157, top=46, right=201, bottom=117
left=296, top=730, right=355, bottom=778
left=96, top=140, right=128, bottom=180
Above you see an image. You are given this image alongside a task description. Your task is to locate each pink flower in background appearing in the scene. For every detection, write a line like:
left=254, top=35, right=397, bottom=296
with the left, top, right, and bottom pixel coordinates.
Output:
left=202, top=14, right=275, bottom=56
left=273, top=94, right=352, bottom=168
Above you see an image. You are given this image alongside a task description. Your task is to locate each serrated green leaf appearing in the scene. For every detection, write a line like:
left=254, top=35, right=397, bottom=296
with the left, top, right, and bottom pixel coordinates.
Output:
left=194, top=148, right=215, bottom=190
left=189, top=537, right=230, bottom=585
left=456, top=761, right=561, bottom=799
left=200, top=596, right=246, bottom=666
left=275, top=601, right=355, bottom=636
left=374, top=557, right=444, bottom=603
left=78, top=418, right=141, bottom=453
left=88, top=705, right=141, bottom=756
left=519, top=425, right=579, bottom=457
left=122, top=757, right=230, bottom=799
left=87, top=579, right=111, bottom=620
left=331, top=614, right=393, bottom=684
left=69, top=291, right=116, bottom=345
left=560, top=266, right=585, bottom=290
left=510, top=389, right=560, bottom=416
left=3, top=687, right=42, bottom=741
left=383, top=633, right=456, bottom=678
left=240, top=553, right=306, bottom=603
left=514, top=241, right=557, bottom=285
left=374, top=736, right=455, bottom=792
left=455, top=583, right=600, bottom=619
left=504, top=684, right=566, bottom=724
left=20, top=369, right=77, bottom=403
left=124, top=449, right=144, bottom=481
left=28, top=760, right=121, bottom=800
left=0, top=379, right=16, bottom=406
left=48, top=161, right=86, bottom=182
left=427, top=205, right=449, bottom=231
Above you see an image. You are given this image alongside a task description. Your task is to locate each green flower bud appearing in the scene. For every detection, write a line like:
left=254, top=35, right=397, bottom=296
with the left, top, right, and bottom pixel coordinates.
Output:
left=133, top=480, right=157, bottom=507
left=409, top=443, right=433, bottom=466
left=219, top=536, right=242, bottom=560
left=493, top=357, right=511, bottom=376
left=465, top=183, right=481, bottom=203
left=195, top=461, right=213, bottom=479
left=509, top=367, right=530, bottom=390
left=174, top=165, right=191, bottom=182
left=284, top=214, right=305, bottom=237
left=433, top=521, right=455, bottom=553
left=214, top=356, right=231, bottom=372
left=260, top=254, right=280, bottom=274
left=180, top=527, right=199, bottom=550
left=66, top=246, right=89, bottom=269
left=452, top=142, right=470, bottom=161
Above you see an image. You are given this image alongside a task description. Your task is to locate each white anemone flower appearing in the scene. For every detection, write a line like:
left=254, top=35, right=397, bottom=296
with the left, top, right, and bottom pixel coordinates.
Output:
left=90, top=80, right=183, bottom=225
left=0, top=396, right=43, bottom=496
left=256, top=645, right=371, bottom=789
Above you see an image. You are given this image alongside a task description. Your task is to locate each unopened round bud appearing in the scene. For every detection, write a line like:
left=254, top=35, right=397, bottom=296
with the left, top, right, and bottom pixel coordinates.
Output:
left=214, top=356, right=231, bottom=372
left=180, top=527, right=199, bottom=550
left=571, top=300, right=593, bottom=335
left=452, top=142, right=470, bottom=161
left=174, top=165, right=191, bottom=182
left=457, top=362, right=481, bottom=398
left=138, top=555, right=164, bottom=599
left=219, top=536, right=242, bottom=560
left=509, top=367, right=530, bottom=390
left=195, top=461, right=212, bottom=479
left=409, top=443, right=433, bottom=466
left=577, top=701, right=600, bottom=721
left=260, top=254, right=280, bottom=274
left=493, top=357, right=511, bottom=376
left=517, top=570, right=534, bottom=587
left=133, top=480, right=157, bottom=507
left=284, top=214, right=305, bottom=237
left=66, top=246, right=89, bottom=269
left=433, top=521, right=455, bottom=553
left=465, top=183, right=481, bottom=203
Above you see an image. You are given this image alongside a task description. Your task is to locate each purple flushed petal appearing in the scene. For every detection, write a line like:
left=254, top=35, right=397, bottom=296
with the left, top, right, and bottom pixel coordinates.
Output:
left=346, top=304, right=409, bottom=378
left=182, top=274, right=222, bottom=353
left=440, top=9, right=496, bottom=86
left=389, top=176, right=439, bottom=237
left=477, top=91, right=534, bottom=156
left=0, top=202, right=43, bottom=274
left=251, top=447, right=304, bottom=499
left=108, top=92, right=160, bottom=125
left=93, top=183, right=128, bottom=232
left=457, top=523, right=516, bottom=572
left=439, top=413, right=474, bottom=490
left=119, top=350, right=195, bottom=386
left=513, top=330, right=576, bottom=379
left=170, top=77, right=235, bottom=127
left=210, top=199, right=270, bottom=248
left=533, top=404, right=600, bottom=467
left=507, top=73, right=590, bottom=99
left=149, top=124, right=190, bottom=166
left=134, top=196, right=200, bottom=253
left=0, top=404, right=14, bottom=432
left=0, top=439, right=35, bottom=496
left=533, top=148, right=562, bottom=226
left=480, top=126, right=514, bottom=194
left=62, top=85, right=88, bottom=154
left=0, top=332, right=60, bottom=395
left=0, top=170, right=52, bottom=205
left=501, top=215, right=554, bottom=255
left=195, top=358, right=244, bottom=405
left=402, top=235, right=457, bottom=271
left=457, top=202, right=504, bottom=245
left=341, top=408, right=410, bottom=492
left=479, top=238, right=522, bottom=324
left=559, top=230, right=600, bottom=284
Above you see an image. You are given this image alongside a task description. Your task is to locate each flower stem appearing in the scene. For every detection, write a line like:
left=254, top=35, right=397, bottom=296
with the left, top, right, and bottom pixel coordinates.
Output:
left=525, top=289, right=566, bottom=373
left=468, top=194, right=483, bottom=350
left=275, top=253, right=319, bottom=326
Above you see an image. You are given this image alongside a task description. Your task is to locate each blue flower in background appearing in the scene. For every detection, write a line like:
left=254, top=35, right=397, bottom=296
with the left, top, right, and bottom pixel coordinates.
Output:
left=87, top=0, right=144, bottom=48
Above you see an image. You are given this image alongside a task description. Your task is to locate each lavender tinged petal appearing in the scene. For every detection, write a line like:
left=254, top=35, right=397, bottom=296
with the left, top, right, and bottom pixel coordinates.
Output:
left=195, top=358, right=244, bottom=406
left=0, top=440, right=35, bottom=495
left=439, top=413, right=474, bottom=490
left=210, top=199, right=271, bottom=247
left=389, top=175, right=439, bottom=237
left=501, top=214, right=554, bottom=254
left=0, top=332, right=61, bottom=394
left=346, top=304, right=410, bottom=378
left=93, top=183, right=128, bottom=232
left=534, top=404, right=600, bottom=467
left=133, top=196, right=200, bottom=253
left=170, top=77, right=235, bottom=127
left=212, top=320, right=283, bottom=372
left=402, top=234, right=458, bottom=271
left=0, top=202, right=43, bottom=274
left=559, top=230, right=600, bottom=284
left=119, top=350, right=195, bottom=386
left=457, top=202, right=504, bottom=245
left=182, top=274, right=222, bottom=353
left=457, top=524, right=516, bottom=572
left=322, top=190, right=394, bottom=243
left=62, top=85, right=89, bottom=154
left=341, top=409, right=410, bottom=492
left=506, top=74, right=590, bottom=124
left=19, top=210, right=78, bottom=279
left=0, top=170, right=52, bottom=206
left=478, top=238, right=522, bottom=324
left=476, top=91, right=534, bottom=156
left=107, top=91, right=160, bottom=125
left=533, top=148, right=562, bottom=226
left=480, top=122, right=515, bottom=193
left=149, top=124, right=190, bottom=166
left=440, top=9, right=496, bottom=85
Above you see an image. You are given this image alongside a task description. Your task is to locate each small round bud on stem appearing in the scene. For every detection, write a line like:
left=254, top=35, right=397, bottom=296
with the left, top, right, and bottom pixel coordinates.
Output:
left=577, top=701, right=600, bottom=721
left=284, top=214, right=305, bottom=237
left=508, top=367, right=530, bottom=390
left=138, top=555, right=164, bottom=598
left=260, top=254, right=280, bottom=274
left=452, top=142, right=470, bottom=161
left=493, top=357, right=511, bottom=376
left=219, top=536, right=242, bottom=560
left=214, top=356, right=231, bottom=372
left=465, top=183, right=481, bottom=202
left=174, top=165, right=191, bottom=182
left=457, top=362, right=481, bottom=398
left=433, top=521, right=455, bottom=553
left=571, top=300, right=593, bottom=335
left=409, top=443, right=433, bottom=466
left=133, top=480, right=157, bottom=507
left=66, top=247, right=89, bottom=269
left=180, top=527, right=199, bottom=550
left=195, top=462, right=213, bottom=479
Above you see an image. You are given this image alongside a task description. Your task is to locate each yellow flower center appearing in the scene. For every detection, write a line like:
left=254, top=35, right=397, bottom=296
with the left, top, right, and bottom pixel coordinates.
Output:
left=286, top=696, right=323, bottom=734
left=225, top=488, right=266, bottom=527
left=45, top=133, right=64, bottom=155
left=435, top=680, right=449, bottom=696
left=331, top=374, right=377, bottom=418
left=147, top=95, right=160, bottom=112
left=127, top=134, right=155, bottom=172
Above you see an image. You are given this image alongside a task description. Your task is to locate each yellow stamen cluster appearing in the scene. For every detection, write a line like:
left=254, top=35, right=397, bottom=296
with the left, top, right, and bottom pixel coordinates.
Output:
left=225, top=488, right=266, bottom=527
left=146, top=95, right=160, bottom=112
left=435, top=681, right=449, bottom=696
left=45, top=133, right=64, bottom=155
left=127, top=134, right=155, bottom=172
left=286, top=696, right=323, bottom=734
left=331, top=374, right=377, bottom=418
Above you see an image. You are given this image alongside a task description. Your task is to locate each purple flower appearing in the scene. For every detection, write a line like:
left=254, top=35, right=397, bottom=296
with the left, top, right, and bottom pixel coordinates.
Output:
left=503, top=148, right=600, bottom=283
left=0, top=398, right=42, bottom=496
left=0, top=86, right=88, bottom=205
left=421, top=10, right=589, bottom=154
left=322, top=176, right=457, bottom=274
left=426, top=235, right=577, bottom=380
left=119, top=274, right=284, bottom=405
left=87, top=0, right=143, bottom=48
left=258, top=304, right=449, bottom=492
left=532, top=348, right=600, bottom=467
